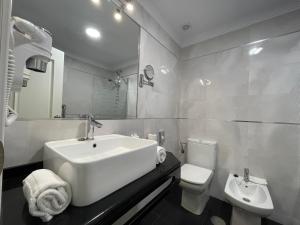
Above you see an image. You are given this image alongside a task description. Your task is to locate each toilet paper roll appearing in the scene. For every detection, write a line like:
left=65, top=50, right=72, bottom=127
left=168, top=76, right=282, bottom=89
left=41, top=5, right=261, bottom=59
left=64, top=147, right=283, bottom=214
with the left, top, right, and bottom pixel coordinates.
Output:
left=156, top=146, right=167, bottom=164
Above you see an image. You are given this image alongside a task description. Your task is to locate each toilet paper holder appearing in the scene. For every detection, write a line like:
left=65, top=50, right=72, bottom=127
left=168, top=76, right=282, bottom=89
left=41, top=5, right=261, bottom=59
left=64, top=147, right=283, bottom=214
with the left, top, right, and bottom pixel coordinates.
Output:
left=158, top=130, right=165, bottom=146
left=180, top=141, right=187, bottom=154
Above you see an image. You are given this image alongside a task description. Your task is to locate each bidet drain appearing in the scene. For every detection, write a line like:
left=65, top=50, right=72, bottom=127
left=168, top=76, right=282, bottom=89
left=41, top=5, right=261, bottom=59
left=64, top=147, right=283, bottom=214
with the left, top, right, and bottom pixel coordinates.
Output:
left=243, top=197, right=251, bottom=203
left=210, top=216, right=226, bottom=225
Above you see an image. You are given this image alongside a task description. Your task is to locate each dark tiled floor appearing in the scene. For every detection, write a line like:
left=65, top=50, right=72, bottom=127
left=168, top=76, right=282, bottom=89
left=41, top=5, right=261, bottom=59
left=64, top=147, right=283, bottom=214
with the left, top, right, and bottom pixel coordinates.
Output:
left=134, top=184, right=281, bottom=225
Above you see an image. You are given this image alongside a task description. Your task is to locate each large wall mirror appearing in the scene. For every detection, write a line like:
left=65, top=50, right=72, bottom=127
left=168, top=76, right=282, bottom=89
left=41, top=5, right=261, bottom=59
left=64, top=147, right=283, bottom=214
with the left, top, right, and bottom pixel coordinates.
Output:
left=11, top=0, right=140, bottom=120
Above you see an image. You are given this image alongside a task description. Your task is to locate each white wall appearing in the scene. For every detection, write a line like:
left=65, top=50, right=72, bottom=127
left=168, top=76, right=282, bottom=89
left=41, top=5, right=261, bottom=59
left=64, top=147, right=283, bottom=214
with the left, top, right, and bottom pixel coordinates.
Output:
left=124, top=2, right=180, bottom=58
left=138, top=29, right=180, bottom=118
left=178, top=9, right=300, bottom=225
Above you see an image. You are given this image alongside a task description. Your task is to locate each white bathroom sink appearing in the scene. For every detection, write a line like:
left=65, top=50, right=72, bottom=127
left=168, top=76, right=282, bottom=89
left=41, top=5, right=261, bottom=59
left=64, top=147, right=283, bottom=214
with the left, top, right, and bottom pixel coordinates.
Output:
left=224, top=174, right=274, bottom=217
left=43, top=134, right=157, bottom=207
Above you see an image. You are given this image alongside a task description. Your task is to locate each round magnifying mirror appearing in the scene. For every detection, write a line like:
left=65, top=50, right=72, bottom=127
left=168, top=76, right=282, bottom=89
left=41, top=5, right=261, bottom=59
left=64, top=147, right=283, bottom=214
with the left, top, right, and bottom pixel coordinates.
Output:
left=144, top=65, right=154, bottom=81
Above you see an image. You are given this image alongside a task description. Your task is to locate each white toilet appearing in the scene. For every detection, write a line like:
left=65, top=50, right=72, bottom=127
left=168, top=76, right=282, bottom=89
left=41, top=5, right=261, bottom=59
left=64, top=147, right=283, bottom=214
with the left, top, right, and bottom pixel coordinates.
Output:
left=180, top=138, right=217, bottom=215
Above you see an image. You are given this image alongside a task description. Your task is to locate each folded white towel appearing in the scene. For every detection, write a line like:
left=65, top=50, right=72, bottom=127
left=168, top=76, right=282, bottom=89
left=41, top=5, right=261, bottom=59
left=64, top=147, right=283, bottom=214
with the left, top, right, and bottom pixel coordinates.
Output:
left=156, top=146, right=167, bottom=164
left=23, top=169, right=72, bottom=222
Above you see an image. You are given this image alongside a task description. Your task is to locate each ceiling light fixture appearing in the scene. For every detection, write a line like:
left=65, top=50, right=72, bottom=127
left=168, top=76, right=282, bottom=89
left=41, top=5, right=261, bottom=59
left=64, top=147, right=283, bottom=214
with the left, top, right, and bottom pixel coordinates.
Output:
left=85, top=27, right=101, bottom=40
left=249, top=47, right=263, bottom=56
left=90, top=0, right=101, bottom=6
left=114, top=8, right=122, bottom=22
left=125, top=0, right=134, bottom=12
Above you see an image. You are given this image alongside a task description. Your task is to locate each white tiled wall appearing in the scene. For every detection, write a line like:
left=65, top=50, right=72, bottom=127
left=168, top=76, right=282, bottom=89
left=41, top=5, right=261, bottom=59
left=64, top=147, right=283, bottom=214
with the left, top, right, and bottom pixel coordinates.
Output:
left=143, top=119, right=181, bottom=161
left=138, top=29, right=180, bottom=118
left=63, top=56, right=129, bottom=118
left=4, top=4, right=300, bottom=225
left=4, top=118, right=179, bottom=168
left=181, top=9, right=300, bottom=61
left=178, top=9, right=300, bottom=225
left=126, top=2, right=180, bottom=58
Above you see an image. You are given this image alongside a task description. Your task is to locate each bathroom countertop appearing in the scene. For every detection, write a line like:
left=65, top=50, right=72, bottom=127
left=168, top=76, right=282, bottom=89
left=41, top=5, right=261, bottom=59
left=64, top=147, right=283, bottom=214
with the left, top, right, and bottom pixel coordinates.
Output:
left=1, top=152, right=180, bottom=225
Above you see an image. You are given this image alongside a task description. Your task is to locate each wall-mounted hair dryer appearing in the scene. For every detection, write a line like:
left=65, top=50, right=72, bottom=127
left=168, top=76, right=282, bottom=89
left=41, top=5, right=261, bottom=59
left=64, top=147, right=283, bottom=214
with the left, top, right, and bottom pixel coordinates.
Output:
left=5, top=17, right=53, bottom=126
left=10, top=16, right=52, bottom=91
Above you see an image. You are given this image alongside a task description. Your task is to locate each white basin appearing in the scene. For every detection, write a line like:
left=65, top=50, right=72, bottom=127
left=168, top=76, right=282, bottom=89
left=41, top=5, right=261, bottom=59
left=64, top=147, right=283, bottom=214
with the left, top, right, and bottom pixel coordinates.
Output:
left=43, top=134, right=157, bottom=206
left=225, top=173, right=274, bottom=217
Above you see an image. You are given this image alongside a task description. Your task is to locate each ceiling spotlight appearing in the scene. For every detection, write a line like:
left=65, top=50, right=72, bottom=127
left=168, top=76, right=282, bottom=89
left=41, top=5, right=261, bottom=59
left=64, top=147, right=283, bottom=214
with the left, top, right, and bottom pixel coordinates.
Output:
left=249, top=47, right=263, bottom=56
left=125, top=0, right=134, bottom=12
left=114, top=8, right=122, bottom=22
left=85, top=27, right=101, bottom=40
left=90, top=0, right=101, bottom=6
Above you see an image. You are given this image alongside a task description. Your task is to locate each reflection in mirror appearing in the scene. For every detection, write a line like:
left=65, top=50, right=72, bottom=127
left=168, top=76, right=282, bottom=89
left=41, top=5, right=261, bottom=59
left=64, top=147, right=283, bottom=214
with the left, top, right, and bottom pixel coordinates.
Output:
left=11, top=0, right=140, bottom=120
left=144, top=65, right=155, bottom=81
left=139, top=65, right=154, bottom=88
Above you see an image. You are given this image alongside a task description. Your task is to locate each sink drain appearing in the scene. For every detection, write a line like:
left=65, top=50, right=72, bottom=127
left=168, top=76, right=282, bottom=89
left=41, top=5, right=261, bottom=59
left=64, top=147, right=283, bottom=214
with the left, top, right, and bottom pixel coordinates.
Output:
left=243, top=197, right=251, bottom=203
left=210, top=216, right=226, bottom=225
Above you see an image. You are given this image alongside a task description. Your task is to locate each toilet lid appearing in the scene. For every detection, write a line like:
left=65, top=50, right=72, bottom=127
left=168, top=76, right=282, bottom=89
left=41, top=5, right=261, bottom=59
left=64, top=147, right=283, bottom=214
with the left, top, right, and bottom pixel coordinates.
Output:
left=181, top=164, right=213, bottom=185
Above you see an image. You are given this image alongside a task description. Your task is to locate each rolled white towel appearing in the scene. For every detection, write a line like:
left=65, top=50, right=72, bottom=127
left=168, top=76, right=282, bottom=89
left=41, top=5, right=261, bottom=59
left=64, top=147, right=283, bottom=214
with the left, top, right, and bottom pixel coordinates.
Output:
left=23, top=169, right=72, bottom=222
left=156, top=146, right=167, bottom=164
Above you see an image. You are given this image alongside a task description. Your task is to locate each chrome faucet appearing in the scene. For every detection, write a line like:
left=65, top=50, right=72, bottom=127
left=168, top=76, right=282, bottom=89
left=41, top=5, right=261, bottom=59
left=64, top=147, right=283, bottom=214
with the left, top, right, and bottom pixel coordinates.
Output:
left=244, top=168, right=250, bottom=182
left=79, top=114, right=102, bottom=141
left=87, top=114, right=102, bottom=140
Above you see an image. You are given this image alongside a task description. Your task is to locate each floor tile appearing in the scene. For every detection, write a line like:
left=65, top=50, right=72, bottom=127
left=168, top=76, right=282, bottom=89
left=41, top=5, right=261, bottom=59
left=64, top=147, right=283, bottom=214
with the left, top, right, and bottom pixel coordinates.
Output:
left=134, top=184, right=281, bottom=225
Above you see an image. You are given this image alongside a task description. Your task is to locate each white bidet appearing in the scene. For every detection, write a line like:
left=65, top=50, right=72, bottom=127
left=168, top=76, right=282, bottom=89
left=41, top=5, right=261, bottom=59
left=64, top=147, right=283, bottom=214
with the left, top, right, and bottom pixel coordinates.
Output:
left=224, top=173, right=274, bottom=225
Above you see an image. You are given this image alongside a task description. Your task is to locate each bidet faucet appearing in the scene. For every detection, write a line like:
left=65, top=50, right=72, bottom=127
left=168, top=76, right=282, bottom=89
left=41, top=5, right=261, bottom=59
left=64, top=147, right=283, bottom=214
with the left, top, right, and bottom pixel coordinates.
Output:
left=244, top=168, right=250, bottom=182
left=79, top=114, right=102, bottom=141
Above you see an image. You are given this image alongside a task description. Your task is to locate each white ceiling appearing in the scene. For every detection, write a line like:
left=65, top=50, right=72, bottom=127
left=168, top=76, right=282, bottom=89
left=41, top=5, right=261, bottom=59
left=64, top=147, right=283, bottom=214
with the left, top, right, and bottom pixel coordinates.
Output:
left=12, top=0, right=140, bottom=70
left=139, top=0, right=300, bottom=47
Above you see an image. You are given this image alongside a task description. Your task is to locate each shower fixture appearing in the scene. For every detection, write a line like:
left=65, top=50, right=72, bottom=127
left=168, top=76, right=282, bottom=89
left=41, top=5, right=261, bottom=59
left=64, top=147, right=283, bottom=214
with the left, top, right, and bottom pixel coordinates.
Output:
left=139, top=65, right=154, bottom=88
left=109, top=75, right=122, bottom=88
left=108, top=71, right=128, bottom=89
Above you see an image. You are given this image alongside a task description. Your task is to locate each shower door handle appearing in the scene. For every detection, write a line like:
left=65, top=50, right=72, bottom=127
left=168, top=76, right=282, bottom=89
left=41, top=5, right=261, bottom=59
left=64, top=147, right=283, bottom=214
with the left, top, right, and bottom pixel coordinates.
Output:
left=0, top=141, right=4, bottom=175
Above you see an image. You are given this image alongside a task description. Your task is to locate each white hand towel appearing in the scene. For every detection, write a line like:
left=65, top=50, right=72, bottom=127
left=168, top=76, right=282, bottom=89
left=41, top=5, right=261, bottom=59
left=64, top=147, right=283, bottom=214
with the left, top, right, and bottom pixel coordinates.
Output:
left=156, top=146, right=167, bottom=164
left=23, top=169, right=72, bottom=222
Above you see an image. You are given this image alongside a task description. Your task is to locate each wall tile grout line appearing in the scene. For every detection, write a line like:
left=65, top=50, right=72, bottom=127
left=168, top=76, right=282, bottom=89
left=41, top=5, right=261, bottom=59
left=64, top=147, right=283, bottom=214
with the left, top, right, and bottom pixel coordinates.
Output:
left=181, top=28, right=300, bottom=62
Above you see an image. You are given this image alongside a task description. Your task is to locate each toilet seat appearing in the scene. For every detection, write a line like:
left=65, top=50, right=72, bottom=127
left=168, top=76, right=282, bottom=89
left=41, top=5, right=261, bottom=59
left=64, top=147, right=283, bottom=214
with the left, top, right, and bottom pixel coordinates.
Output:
left=181, top=164, right=213, bottom=185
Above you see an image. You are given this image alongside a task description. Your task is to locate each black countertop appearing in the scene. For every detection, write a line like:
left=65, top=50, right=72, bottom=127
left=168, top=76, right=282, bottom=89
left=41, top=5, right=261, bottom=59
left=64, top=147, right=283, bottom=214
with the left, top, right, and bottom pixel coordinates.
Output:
left=2, top=152, right=180, bottom=225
